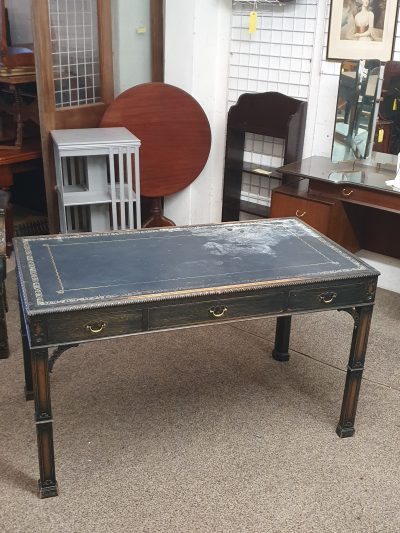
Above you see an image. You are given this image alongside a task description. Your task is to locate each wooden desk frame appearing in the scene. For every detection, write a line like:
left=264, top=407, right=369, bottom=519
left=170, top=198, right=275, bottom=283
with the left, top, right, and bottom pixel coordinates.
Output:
left=14, top=220, right=378, bottom=498
left=0, top=190, right=8, bottom=358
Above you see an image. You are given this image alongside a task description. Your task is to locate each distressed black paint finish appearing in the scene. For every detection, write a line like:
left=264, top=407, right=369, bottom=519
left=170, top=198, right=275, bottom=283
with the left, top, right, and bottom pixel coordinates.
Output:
left=18, top=285, right=33, bottom=400
left=336, top=306, right=374, bottom=438
left=0, top=280, right=8, bottom=358
left=31, top=348, right=58, bottom=498
left=273, top=316, right=292, bottom=362
left=14, top=219, right=379, bottom=498
left=0, top=198, right=9, bottom=359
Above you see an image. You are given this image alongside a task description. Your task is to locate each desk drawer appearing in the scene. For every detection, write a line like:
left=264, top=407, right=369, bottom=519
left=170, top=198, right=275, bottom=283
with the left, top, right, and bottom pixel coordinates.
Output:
left=148, top=291, right=286, bottom=330
left=45, top=306, right=144, bottom=344
left=288, top=281, right=370, bottom=312
left=309, top=181, right=400, bottom=212
left=271, top=188, right=332, bottom=234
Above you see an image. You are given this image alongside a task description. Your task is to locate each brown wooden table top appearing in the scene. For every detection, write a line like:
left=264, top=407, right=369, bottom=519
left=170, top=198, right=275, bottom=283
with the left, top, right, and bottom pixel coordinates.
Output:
left=0, top=74, right=36, bottom=84
left=100, top=82, right=211, bottom=198
left=0, top=137, right=41, bottom=166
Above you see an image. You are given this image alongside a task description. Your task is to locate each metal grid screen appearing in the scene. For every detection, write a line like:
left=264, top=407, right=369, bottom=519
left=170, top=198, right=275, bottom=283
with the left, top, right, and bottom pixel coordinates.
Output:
left=229, top=0, right=317, bottom=210
left=241, top=134, right=284, bottom=208
left=48, top=0, right=101, bottom=108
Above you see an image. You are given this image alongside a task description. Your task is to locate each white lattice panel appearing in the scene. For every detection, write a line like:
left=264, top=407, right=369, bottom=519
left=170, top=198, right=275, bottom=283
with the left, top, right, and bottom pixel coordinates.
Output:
left=48, top=0, right=101, bottom=108
left=228, top=0, right=318, bottom=208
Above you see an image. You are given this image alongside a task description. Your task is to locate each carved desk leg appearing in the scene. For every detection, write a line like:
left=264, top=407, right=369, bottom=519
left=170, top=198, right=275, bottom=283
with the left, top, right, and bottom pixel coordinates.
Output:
left=18, top=294, right=33, bottom=400
left=0, top=280, right=9, bottom=358
left=336, top=305, right=373, bottom=438
left=272, top=315, right=292, bottom=362
left=32, top=348, right=58, bottom=498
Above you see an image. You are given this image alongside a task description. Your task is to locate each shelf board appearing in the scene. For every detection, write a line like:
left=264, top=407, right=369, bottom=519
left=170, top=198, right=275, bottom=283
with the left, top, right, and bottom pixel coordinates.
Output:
left=62, top=184, right=137, bottom=207
left=241, top=163, right=282, bottom=178
left=239, top=200, right=270, bottom=218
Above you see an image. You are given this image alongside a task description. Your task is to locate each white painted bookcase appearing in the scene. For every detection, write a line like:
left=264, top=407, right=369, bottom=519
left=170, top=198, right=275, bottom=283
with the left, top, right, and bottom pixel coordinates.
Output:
left=51, top=127, right=141, bottom=233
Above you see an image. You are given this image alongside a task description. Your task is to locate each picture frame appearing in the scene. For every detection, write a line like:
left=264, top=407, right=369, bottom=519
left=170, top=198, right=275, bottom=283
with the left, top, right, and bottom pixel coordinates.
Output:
left=327, top=0, right=400, bottom=62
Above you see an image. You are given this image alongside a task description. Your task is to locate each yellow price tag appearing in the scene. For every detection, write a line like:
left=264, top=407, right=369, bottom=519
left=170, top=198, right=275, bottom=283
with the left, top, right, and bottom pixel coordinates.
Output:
left=248, top=11, right=257, bottom=34
left=393, top=98, right=397, bottom=111
left=378, top=129, right=384, bottom=143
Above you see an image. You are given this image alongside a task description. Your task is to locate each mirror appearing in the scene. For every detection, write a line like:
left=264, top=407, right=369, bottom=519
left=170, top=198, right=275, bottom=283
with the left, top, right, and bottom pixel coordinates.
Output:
left=373, top=61, right=400, bottom=156
left=328, top=170, right=365, bottom=183
left=332, top=59, right=380, bottom=162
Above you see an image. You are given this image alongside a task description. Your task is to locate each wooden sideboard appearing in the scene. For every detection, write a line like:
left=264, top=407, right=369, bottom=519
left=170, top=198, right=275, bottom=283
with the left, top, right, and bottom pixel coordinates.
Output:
left=271, top=156, right=400, bottom=259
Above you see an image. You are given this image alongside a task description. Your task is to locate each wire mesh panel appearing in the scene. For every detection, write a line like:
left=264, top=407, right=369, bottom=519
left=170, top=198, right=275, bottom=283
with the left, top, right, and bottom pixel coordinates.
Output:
left=233, top=1, right=293, bottom=6
left=241, top=133, right=284, bottom=208
left=228, top=0, right=317, bottom=209
left=48, top=0, right=101, bottom=108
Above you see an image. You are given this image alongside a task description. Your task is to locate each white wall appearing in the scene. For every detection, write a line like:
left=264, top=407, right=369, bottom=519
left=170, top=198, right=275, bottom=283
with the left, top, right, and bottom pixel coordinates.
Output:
left=111, top=0, right=152, bottom=96
left=5, top=0, right=32, bottom=45
left=163, top=0, right=232, bottom=225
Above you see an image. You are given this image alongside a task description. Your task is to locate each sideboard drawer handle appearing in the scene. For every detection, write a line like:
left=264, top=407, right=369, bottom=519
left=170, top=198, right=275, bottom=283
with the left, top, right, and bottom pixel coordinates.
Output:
left=342, top=188, right=354, bottom=197
left=209, top=306, right=228, bottom=318
left=319, top=292, right=337, bottom=304
left=295, top=209, right=306, bottom=218
left=85, top=321, right=107, bottom=334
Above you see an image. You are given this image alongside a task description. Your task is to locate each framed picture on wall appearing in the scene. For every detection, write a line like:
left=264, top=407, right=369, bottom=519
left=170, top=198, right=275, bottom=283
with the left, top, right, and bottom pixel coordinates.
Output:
left=327, top=0, right=400, bottom=62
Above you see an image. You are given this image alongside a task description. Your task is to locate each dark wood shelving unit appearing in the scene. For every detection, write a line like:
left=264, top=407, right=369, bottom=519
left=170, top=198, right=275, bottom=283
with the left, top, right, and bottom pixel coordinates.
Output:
left=221, top=91, right=307, bottom=221
left=239, top=200, right=269, bottom=218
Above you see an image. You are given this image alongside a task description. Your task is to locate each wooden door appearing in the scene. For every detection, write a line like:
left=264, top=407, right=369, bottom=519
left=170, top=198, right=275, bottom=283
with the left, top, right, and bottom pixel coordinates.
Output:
left=32, top=0, right=114, bottom=232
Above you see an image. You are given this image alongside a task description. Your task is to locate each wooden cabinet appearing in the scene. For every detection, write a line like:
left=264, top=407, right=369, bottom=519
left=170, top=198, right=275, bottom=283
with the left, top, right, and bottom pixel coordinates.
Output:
left=272, top=156, right=400, bottom=259
left=270, top=186, right=333, bottom=234
left=309, top=179, right=400, bottom=213
left=270, top=184, right=361, bottom=253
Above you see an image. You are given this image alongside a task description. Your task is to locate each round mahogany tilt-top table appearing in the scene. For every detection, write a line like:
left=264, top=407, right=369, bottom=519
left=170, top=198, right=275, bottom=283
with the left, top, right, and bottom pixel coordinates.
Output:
left=100, top=82, right=211, bottom=227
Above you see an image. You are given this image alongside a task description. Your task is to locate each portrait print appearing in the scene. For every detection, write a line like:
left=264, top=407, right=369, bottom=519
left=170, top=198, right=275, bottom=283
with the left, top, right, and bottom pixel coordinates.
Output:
left=328, top=0, right=399, bottom=61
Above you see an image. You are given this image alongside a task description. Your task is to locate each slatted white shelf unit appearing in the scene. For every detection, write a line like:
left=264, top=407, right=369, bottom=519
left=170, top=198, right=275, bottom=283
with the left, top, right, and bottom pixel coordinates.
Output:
left=51, top=127, right=141, bottom=233
left=62, top=184, right=136, bottom=207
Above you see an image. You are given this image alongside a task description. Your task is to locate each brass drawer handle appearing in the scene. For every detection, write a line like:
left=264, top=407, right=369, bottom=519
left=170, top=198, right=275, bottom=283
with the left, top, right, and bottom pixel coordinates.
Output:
left=295, top=209, right=306, bottom=218
left=319, top=292, right=337, bottom=304
left=209, top=306, right=228, bottom=318
left=85, top=321, right=107, bottom=334
left=342, top=188, right=354, bottom=197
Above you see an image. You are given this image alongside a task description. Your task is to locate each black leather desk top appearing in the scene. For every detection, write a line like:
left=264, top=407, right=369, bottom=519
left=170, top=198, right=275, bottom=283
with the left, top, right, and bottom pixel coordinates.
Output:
left=14, top=218, right=378, bottom=314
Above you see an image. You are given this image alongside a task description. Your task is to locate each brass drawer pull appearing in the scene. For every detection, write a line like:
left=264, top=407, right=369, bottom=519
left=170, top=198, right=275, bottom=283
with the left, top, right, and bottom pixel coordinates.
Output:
left=342, top=188, right=354, bottom=197
left=295, top=209, right=306, bottom=218
left=209, top=306, right=228, bottom=318
left=85, top=321, right=107, bottom=334
left=319, top=292, right=337, bottom=304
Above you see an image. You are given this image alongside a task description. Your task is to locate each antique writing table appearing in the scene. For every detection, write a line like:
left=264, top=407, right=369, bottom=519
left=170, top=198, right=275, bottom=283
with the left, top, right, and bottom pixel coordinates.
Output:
left=14, top=218, right=379, bottom=498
